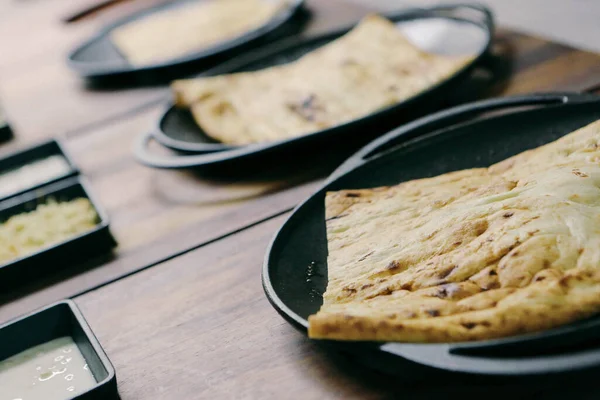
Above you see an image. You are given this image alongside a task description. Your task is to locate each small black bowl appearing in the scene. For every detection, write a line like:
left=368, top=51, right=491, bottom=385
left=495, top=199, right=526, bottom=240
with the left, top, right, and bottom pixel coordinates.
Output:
left=0, top=177, right=116, bottom=290
left=0, top=300, right=118, bottom=399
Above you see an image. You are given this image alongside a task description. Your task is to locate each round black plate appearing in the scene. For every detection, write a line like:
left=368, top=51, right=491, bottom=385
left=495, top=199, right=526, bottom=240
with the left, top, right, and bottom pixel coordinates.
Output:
left=263, top=92, right=600, bottom=376
left=68, top=0, right=304, bottom=79
left=152, top=3, right=494, bottom=155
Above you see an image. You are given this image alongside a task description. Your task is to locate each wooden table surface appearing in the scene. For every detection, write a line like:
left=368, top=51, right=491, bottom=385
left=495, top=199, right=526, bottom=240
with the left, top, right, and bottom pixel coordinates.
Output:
left=2, top=0, right=600, bottom=398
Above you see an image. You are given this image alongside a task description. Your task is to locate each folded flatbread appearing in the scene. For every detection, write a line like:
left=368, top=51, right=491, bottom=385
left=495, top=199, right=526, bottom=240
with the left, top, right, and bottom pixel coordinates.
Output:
left=171, top=15, right=473, bottom=145
left=111, top=0, right=283, bottom=66
left=309, top=119, right=600, bottom=343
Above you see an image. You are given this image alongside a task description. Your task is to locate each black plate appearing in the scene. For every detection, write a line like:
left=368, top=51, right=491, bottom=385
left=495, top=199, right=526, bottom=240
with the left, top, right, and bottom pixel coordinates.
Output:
left=68, top=0, right=305, bottom=79
left=0, top=177, right=116, bottom=290
left=0, top=139, right=79, bottom=203
left=0, top=300, right=118, bottom=399
left=135, top=3, right=495, bottom=167
left=0, top=124, right=12, bottom=143
left=262, top=92, right=600, bottom=376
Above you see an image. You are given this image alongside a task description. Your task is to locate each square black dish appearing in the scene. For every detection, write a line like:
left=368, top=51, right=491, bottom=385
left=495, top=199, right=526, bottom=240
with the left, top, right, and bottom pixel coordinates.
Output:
left=0, top=139, right=79, bottom=203
left=0, top=300, right=117, bottom=399
left=0, top=176, right=115, bottom=290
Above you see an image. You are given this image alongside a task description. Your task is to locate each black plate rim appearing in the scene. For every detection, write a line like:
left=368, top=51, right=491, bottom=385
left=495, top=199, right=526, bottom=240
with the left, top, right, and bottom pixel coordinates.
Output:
left=0, top=176, right=111, bottom=272
left=261, top=92, right=600, bottom=375
left=67, top=0, right=305, bottom=78
left=152, top=3, right=495, bottom=155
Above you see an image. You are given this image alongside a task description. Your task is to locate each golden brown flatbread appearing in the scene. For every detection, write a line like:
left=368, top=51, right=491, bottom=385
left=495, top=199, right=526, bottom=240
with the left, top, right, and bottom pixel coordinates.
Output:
left=111, top=0, right=283, bottom=66
left=171, top=15, right=473, bottom=145
left=308, top=119, right=600, bottom=343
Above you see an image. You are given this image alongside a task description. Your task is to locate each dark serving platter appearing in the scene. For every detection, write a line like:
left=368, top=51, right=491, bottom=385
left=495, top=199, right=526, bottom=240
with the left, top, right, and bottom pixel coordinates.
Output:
left=68, top=0, right=305, bottom=79
left=0, top=177, right=116, bottom=290
left=0, top=139, right=79, bottom=203
left=262, top=92, right=600, bottom=376
left=135, top=3, right=495, bottom=169
left=0, top=300, right=118, bottom=399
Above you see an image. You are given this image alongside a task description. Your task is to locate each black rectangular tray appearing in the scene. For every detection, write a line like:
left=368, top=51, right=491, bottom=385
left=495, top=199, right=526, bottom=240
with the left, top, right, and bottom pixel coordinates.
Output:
left=0, top=176, right=116, bottom=290
left=0, top=139, right=79, bottom=202
left=0, top=300, right=118, bottom=399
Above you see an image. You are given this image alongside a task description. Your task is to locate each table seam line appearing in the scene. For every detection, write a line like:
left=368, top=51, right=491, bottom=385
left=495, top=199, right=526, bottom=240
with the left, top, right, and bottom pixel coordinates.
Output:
left=70, top=207, right=293, bottom=301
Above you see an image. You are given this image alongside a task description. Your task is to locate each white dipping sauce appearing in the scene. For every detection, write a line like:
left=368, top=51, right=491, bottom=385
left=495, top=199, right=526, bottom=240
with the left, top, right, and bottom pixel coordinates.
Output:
left=396, top=18, right=488, bottom=57
left=0, top=155, right=71, bottom=199
left=0, top=336, right=96, bottom=400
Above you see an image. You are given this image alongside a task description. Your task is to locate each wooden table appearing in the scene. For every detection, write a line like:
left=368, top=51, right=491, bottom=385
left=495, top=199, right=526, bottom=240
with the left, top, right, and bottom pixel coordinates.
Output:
left=2, top=1, right=600, bottom=398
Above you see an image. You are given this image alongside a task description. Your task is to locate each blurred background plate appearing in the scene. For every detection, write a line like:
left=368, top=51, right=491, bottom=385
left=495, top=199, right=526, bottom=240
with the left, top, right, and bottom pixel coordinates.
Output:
left=68, top=0, right=306, bottom=80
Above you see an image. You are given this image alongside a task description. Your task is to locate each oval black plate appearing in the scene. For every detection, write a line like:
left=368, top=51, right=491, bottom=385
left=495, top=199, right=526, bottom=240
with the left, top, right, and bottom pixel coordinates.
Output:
left=0, top=103, right=12, bottom=143
left=68, top=0, right=305, bottom=79
left=135, top=3, right=495, bottom=166
left=263, top=92, right=600, bottom=376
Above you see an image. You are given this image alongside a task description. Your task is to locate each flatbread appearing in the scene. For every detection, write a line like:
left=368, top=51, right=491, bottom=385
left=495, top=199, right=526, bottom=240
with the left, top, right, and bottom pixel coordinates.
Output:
left=308, top=119, right=600, bottom=343
left=111, top=0, right=283, bottom=66
left=171, top=15, right=473, bottom=145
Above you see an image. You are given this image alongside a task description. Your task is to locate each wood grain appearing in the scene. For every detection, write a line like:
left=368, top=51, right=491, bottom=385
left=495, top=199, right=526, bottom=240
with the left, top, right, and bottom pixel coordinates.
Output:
left=72, top=215, right=600, bottom=399
left=486, top=29, right=600, bottom=95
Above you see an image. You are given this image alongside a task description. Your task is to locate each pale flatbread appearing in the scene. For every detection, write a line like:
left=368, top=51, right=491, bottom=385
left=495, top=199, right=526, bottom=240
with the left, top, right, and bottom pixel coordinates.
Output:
left=308, top=119, right=600, bottom=343
left=111, top=0, right=283, bottom=66
left=171, top=15, right=473, bottom=145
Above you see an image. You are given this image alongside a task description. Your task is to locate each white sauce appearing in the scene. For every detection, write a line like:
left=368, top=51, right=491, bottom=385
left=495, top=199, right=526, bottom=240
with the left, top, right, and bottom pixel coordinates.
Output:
left=396, top=18, right=488, bottom=56
left=0, top=155, right=71, bottom=199
left=0, top=336, right=96, bottom=400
